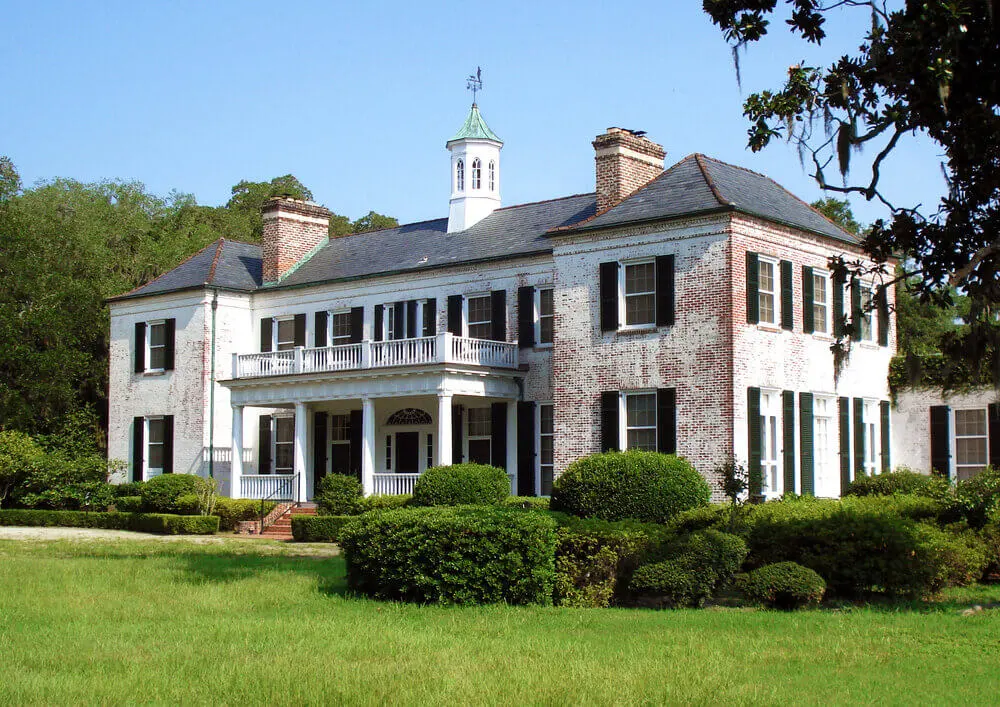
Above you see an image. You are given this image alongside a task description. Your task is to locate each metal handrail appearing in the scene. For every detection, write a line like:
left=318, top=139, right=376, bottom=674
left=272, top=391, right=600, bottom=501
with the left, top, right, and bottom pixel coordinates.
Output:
left=258, top=473, right=298, bottom=533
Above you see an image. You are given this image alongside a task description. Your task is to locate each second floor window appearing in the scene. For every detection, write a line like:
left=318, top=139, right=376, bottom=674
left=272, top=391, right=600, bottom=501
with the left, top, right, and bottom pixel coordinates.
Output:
left=812, top=271, right=830, bottom=334
left=330, top=311, right=352, bottom=346
left=147, top=321, right=167, bottom=370
left=275, top=317, right=296, bottom=351
left=466, top=295, right=492, bottom=339
left=860, top=285, right=876, bottom=342
left=471, top=158, right=482, bottom=189
left=758, top=259, right=777, bottom=326
left=536, top=288, right=554, bottom=344
left=623, top=261, right=655, bottom=327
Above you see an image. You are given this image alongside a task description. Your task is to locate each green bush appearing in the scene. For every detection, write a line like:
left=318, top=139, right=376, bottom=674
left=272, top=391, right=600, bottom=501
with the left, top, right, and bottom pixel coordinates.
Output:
left=630, top=530, right=748, bottom=608
left=174, top=493, right=201, bottom=515
left=356, top=494, right=412, bottom=513
left=845, top=468, right=952, bottom=500
left=140, top=474, right=200, bottom=513
left=213, top=498, right=275, bottom=531
left=0, top=430, right=46, bottom=508
left=113, top=496, right=143, bottom=513
left=114, top=481, right=145, bottom=497
left=840, top=494, right=948, bottom=523
left=339, top=506, right=557, bottom=605
left=740, top=562, right=826, bottom=609
left=0, top=508, right=218, bottom=534
left=550, top=451, right=710, bottom=524
left=411, top=464, right=510, bottom=507
left=953, top=466, right=1000, bottom=528
left=503, top=496, right=551, bottom=511
left=291, top=515, right=355, bottom=542
left=668, top=503, right=733, bottom=535
left=553, top=517, right=670, bottom=608
left=11, top=451, right=114, bottom=511
left=315, top=474, right=363, bottom=515
left=979, top=522, right=1000, bottom=580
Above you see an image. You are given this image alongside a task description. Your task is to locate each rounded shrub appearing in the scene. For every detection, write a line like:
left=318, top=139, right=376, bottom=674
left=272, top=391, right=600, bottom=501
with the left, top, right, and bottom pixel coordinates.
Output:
left=845, top=468, right=952, bottom=500
left=114, top=481, right=145, bottom=498
left=740, top=562, right=826, bottom=610
left=140, top=474, right=200, bottom=513
left=315, top=474, right=363, bottom=515
left=411, top=463, right=509, bottom=507
left=550, top=451, right=710, bottom=524
left=953, top=466, right=1000, bottom=528
left=630, top=559, right=711, bottom=608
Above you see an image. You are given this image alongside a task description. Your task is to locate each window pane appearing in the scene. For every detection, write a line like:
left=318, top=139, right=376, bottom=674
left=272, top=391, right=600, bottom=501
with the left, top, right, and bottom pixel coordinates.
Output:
left=149, top=323, right=165, bottom=347
left=148, top=442, right=163, bottom=469
left=540, top=466, right=553, bottom=496
left=468, top=408, right=491, bottom=437
left=812, top=274, right=827, bottom=305
left=540, top=404, right=554, bottom=435
left=625, top=263, right=655, bottom=295
left=468, top=296, right=492, bottom=339
left=956, top=409, right=987, bottom=436
left=626, top=428, right=657, bottom=451
left=759, top=292, right=775, bottom=325
left=539, top=289, right=553, bottom=316
left=758, top=261, right=774, bottom=294
left=540, top=316, right=554, bottom=344
left=626, top=394, right=656, bottom=428
left=275, top=444, right=293, bottom=471
left=277, top=319, right=296, bottom=349
left=331, top=415, right=350, bottom=442
left=468, top=439, right=491, bottom=465
left=957, top=438, right=987, bottom=466
left=275, top=417, right=294, bottom=444
left=148, top=419, right=164, bottom=444
left=625, top=293, right=655, bottom=326
left=332, top=313, right=352, bottom=342
left=149, top=346, right=165, bottom=370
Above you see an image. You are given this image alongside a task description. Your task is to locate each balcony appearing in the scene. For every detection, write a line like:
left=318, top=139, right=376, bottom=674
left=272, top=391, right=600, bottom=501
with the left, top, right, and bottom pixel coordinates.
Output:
left=231, top=333, right=519, bottom=380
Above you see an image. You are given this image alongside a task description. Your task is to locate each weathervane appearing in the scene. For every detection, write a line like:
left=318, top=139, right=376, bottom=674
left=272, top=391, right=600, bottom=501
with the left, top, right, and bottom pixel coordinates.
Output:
left=466, top=67, right=482, bottom=105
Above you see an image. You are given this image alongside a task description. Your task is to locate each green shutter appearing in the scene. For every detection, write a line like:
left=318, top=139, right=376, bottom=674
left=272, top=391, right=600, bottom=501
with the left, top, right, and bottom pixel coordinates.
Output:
left=880, top=400, right=891, bottom=472
left=782, top=390, right=795, bottom=494
left=850, top=277, right=862, bottom=341
left=746, top=252, right=760, bottom=324
left=780, top=260, right=794, bottom=331
left=748, top=387, right=762, bottom=498
left=839, top=397, right=851, bottom=494
left=853, top=398, right=865, bottom=478
left=802, top=266, right=815, bottom=334
left=877, top=287, right=890, bottom=347
left=799, top=393, right=815, bottom=496
left=833, top=273, right=846, bottom=337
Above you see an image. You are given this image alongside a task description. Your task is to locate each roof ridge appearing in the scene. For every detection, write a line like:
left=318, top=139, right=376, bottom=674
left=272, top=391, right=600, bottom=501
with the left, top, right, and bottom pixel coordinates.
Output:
left=493, top=192, right=595, bottom=212
left=693, top=154, right=728, bottom=206
left=110, top=238, right=223, bottom=299
left=206, top=239, right=225, bottom=284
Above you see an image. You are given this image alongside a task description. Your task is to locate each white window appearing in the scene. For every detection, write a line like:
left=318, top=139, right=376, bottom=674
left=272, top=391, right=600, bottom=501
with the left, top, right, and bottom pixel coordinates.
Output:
left=467, top=407, right=492, bottom=464
left=456, top=159, right=464, bottom=191
left=954, top=408, right=988, bottom=481
left=863, top=400, right=879, bottom=476
left=146, top=417, right=165, bottom=478
left=330, top=414, right=351, bottom=476
left=758, top=258, right=777, bottom=326
left=471, top=158, right=482, bottom=189
left=760, top=390, right=781, bottom=497
left=466, top=294, right=492, bottom=340
left=330, top=311, right=352, bottom=346
left=860, top=284, right=876, bottom=342
left=538, top=403, right=554, bottom=495
left=813, top=396, right=837, bottom=496
left=488, top=160, right=496, bottom=191
left=385, top=434, right=392, bottom=471
left=623, top=392, right=657, bottom=452
left=535, top=287, right=554, bottom=345
left=383, top=304, right=396, bottom=341
left=621, top=260, right=656, bottom=328
left=812, top=271, right=831, bottom=335
left=274, top=317, right=296, bottom=351
left=426, top=433, right=434, bottom=469
left=273, top=416, right=294, bottom=474
left=146, top=320, right=166, bottom=370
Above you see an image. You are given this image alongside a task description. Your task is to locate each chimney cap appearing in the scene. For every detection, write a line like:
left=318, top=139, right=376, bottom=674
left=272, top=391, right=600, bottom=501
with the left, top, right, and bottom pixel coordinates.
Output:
left=261, top=196, right=332, bottom=220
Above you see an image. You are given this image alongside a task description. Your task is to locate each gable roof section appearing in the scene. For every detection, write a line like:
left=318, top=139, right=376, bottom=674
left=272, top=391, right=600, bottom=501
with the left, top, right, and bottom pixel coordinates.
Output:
left=552, top=153, right=858, bottom=244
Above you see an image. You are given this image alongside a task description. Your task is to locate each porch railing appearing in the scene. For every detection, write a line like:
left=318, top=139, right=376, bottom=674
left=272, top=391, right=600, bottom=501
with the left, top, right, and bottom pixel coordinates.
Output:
left=372, top=473, right=422, bottom=496
left=240, top=474, right=296, bottom=500
left=231, top=333, right=519, bottom=380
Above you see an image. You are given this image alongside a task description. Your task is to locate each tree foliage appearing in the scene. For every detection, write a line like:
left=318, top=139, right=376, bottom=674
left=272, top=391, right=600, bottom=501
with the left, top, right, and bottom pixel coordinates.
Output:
left=705, top=0, right=1000, bottom=387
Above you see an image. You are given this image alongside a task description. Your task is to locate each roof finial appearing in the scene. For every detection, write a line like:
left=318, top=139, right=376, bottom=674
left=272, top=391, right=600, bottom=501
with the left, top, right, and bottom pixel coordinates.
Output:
left=466, top=66, right=482, bottom=106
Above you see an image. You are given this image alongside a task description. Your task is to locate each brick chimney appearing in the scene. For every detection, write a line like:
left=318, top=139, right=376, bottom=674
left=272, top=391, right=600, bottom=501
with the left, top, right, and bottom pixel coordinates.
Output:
left=593, top=128, right=666, bottom=213
left=261, top=197, right=331, bottom=284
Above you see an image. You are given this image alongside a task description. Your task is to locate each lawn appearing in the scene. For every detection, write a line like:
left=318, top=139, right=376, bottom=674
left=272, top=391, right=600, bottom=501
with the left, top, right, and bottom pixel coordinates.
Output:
left=1, top=536, right=999, bottom=705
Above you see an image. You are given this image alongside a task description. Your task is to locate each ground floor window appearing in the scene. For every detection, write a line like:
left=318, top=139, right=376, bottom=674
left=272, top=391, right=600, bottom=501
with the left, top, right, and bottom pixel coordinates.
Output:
left=538, top=403, right=554, bottom=495
left=274, top=417, right=294, bottom=474
left=146, top=417, right=165, bottom=476
left=330, top=414, right=351, bottom=475
left=955, top=408, right=988, bottom=481
left=863, top=400, right=880, bottom=476
left=813, top=396, right=837, bottom=495
left=467, top=407, right=492, bottom=464
left=623, top=392, right=657, bottom=451
left=760, top=390, right=781, bottom=496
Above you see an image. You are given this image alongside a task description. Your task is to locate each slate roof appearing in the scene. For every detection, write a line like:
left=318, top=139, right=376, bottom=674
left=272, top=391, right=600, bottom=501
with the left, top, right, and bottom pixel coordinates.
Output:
left=448, top=104, right=502, bottom=144
left=110, top=153, right=857, bottom=302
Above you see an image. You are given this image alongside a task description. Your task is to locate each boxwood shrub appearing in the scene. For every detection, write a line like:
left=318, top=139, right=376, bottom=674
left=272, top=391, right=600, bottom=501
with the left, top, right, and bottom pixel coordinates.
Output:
left=551, top=451, right=710, bottom=524
left=740, top=562, right=826, bottom=609
left=339, top=506, right=557, bottom=605
left=356, top=494, right=412, bottom=513
left=113, top=496, right=143, bottom=513
left=114, top=482, right=145, bottom=498
left=291, top=515, right=355, bottom=542
left=411, top=464, right=510, bottom=507
left=140, top=474, right=200, bottom=513
left=504, top=496, right=551, bottom=511
left=952, top=466, right=1000, bottom=528
left=315, top=474, right=363, bottom=515
left=0, top=508, right=219, bottom=534
left=214, top=498, right=276, bottom=531
left=845, top=468, right=952, bottom=500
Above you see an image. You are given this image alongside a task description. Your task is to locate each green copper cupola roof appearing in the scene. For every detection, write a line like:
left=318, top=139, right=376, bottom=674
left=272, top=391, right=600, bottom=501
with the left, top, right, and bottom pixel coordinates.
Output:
left=448, top=103, right=502, bottom=144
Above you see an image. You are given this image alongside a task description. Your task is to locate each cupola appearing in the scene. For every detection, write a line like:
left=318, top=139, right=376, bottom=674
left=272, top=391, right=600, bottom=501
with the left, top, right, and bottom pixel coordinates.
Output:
left=446, top=103, right=502, bottom=233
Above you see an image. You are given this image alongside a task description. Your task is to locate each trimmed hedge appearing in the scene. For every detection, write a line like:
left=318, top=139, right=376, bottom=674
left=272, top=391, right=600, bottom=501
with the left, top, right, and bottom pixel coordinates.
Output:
left=356, top=494, right=412, bottom=513
left=0, top=508, right=219, bottom=534
left=291, top=515, right=355, bottom=542
left=140, top=474, right=200, bottom=513
left=411, top=464, right=510, bottom=507
left=845, top=468, right=952, bottom=500
left=214, top=498, right=276, bottom=531
left=740, top=562, right=826, bottom=609
left=504, top=496, right=551, bottom=511
left=113, top=496, right=143, bottom=513
left=114, top=482, right=145, bottom=498
left=953, top=466, right=1000, bottom=528
left=339, top=506, right=557, bottom=605
left=551, top=451, right=710, bottom=524
left=315, top=474, right=363, bottom=515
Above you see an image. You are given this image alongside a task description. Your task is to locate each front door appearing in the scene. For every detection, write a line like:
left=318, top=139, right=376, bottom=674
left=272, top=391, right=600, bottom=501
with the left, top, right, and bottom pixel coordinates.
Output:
left=395, top=432, right=420, bottom=474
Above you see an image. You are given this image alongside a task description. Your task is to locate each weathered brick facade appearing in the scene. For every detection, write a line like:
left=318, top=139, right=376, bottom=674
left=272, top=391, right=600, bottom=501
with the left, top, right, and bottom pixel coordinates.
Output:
left=261, top=198, right=331, bottom=283
left=593, top=128, right=666, bottom=213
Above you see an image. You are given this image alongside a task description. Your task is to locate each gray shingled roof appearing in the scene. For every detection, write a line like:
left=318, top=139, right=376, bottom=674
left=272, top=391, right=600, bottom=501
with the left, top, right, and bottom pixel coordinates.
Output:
left=556, top=154, right=858, bottom=244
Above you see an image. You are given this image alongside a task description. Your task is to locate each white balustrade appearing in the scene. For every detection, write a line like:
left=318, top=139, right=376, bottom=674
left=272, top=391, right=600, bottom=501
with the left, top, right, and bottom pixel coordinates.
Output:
left=303, top=343, right=363, bottom=373
left=449, top=336, right=519, bottom=368
left=240, top=474, right=295, bottom=500
left=370, top=336, right=437, bottom=368
left=372, top=473, right=421, bottom=496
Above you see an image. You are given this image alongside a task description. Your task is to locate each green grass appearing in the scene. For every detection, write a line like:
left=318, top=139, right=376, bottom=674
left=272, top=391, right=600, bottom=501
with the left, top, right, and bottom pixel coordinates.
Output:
left=1, top=538, right=999, bottom=705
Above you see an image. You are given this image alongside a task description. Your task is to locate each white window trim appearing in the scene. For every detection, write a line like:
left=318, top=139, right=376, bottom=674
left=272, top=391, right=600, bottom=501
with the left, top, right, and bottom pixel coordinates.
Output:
left=536, top=402, right=554, bottom=496
left=759, top=388, right=782, bottom=499
left=619, top=390, right=658, bottom=452
left=757, top=256, right=779, bottom=328
left=618, top=258, right=657, bottom=331
left=328, top=309, right=353, bottom=347
left=144, top=416, right=165, bottom=480
left=952, top=407, right=989, bottom=481
left=812, top=394, right=837, bottom=497
left=272, top=414, right=295, bottom=475
left=862, top=399, right=881, bottom=477
left=456, top=159, right=464, bottom=192
left=465, top=407, right=492, bottom=463
left=534, top=286, right=554, bottom=347
left=273, top=315, right=296, bottom=352
left=145, top=319, right=166, bottom=373
left=488, top=160, right=496, bottom=191
left=471, top=158, right=482, bottom=190
left=328, top=414, right=351, bottom=476
left=811, top=269, right=833, bottom=337
left=859, top=282, right=877, bottom=344
left=463, top=293, right=492, bottom=340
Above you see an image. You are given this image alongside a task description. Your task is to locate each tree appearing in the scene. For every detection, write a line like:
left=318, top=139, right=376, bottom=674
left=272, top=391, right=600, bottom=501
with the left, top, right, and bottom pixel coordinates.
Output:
left=811, top=197, right=862, bottom=236
left=704, top=0, right=1000, bottom=386
left=351, top=211, right=399, bottom=234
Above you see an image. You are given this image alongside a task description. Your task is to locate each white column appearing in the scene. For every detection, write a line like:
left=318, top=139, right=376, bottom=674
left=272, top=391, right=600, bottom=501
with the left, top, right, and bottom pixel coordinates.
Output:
left=437, top=393, right=453, bottom=467
left=294, top=402, right=308, bottom=503
left=506, top=401, right=518, bottom=495
left=361, top=396, right=376, bottom=496
left=231, top=405, right=244, bottom=499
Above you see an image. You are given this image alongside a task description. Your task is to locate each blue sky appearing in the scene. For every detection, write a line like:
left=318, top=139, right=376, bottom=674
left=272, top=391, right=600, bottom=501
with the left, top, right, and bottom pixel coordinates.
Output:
left=2, top=0, right=941, bottom=228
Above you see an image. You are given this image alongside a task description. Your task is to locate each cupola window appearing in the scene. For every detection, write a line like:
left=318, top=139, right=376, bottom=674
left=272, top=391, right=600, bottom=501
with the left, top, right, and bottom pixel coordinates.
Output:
left=471, top=158, right=482, bottom=190
left=489, top=161, right=496, bottom=191
left=456, top=159, right=465, bottom=191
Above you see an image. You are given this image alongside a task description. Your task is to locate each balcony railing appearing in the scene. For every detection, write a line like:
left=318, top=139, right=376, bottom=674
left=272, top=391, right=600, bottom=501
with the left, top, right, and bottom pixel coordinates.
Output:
left=231, top=333, right=519, bottom=380
left=372, top=472, right=517, bottom=497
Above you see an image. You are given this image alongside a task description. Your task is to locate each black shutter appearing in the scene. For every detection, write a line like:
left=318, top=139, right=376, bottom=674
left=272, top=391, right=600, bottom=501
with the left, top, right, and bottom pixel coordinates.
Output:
left=656, top=388, right=677, bottom=454
left=517, top=401, right=536, bottom=496
left=491, top=402, right=507, bottom=470
left=373, top=305, right=384, bottom=341
left=747, top=387, right=762, bottom=497
left=599, top=261, right=619, bottom=332
left=782, top=390, right=795, bottom=493
left=134, top=322, right=146, bottom=373
left=600, top=391, right=619, bottom=452
left=880, top=401, right=891, bottom=472
left=780, top=260, right=794, bottom=331
left=260, top=318, right=273, bottom=352
left=518, top=286, right=535, bottom=348
left=853, top=398, right=865, bottom=477
left=451, top=405, right=464, bottom=463
left=258, top=415, right=272, bottom=476
left=423, top=298, right=437, bottom=336
left=406, top=300, right=418, bottom=339
left=393, top=301, right=405, bottom=340
left=990, top=404, right=1000, bottom=469
left=746, top=252, right=760, bottom=324
left=838, top=397, right=851, bottom=493
left=799, top=393, right=814, bottom=496
left=349, top=410, right=363, bottom=481
left=877, top=286, right=889, bottom=346
left=802, top=266, right=815, bottom=334
left=314, top=311, right=328, bottom=347
left=930, top=405, right=951, bottom=476
left=162, top=415, right=174, bottom=474
left=293, top=313, right=306, bottom=347
left=850, top=277, right=862, bottom=341
left=163, top=319, right=176, bottom=371
left=833, top=273, right=846, bottom=337
left=350, top=307, right=364, bottom=343
left=655, top=254, right=675, bottom=327
left=132, top=417, right=144, bottom=482
left=491, top=290, right=506, bottom=341
left=314, top=411, right=328, bottom=487
left=447, top=295, right=463, bottom=335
